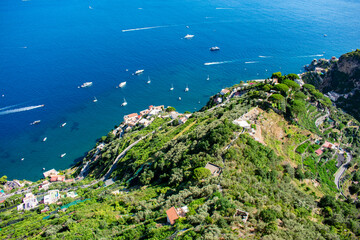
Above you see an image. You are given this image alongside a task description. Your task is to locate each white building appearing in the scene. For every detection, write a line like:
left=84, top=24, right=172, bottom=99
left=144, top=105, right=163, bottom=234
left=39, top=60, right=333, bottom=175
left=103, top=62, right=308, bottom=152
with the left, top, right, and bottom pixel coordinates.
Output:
left=44, top=190, right=61, bottom=205
left=139, top=118, right=151, bottom=127
left=17, top=193, right=38, bottom=211
left=148, top=109, right=162, bottom=116
left=178, top=117, right=188, bottom=125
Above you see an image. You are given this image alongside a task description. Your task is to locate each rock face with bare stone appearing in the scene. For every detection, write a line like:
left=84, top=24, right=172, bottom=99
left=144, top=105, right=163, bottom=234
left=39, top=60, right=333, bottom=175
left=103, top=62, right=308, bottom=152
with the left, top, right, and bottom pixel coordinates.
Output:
left=319, top=50, right=360, bottom=120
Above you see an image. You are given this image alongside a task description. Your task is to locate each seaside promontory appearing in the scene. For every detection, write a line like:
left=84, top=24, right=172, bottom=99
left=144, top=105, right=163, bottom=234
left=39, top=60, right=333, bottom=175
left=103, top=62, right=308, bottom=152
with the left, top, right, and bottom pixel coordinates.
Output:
left=1, top=51, right=360, bottom=239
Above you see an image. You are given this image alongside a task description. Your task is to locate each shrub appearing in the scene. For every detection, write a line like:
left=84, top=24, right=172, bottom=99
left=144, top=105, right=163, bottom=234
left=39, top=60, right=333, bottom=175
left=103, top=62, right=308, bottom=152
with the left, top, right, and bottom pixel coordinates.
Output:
left=193, top=167, right=211, bottom=180
left=259, top=209, right=278, bottom=223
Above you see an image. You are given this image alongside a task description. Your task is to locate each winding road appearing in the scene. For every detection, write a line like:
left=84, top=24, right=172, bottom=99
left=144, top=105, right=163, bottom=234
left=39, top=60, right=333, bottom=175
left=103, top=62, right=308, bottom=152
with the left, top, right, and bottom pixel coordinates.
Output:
left=334, top=151, right=352, bottom=190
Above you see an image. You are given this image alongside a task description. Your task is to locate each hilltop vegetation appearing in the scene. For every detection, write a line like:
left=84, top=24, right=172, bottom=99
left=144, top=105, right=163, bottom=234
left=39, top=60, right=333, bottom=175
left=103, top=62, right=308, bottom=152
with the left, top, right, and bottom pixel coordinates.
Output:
left=1, top=72, right=360, bottom=239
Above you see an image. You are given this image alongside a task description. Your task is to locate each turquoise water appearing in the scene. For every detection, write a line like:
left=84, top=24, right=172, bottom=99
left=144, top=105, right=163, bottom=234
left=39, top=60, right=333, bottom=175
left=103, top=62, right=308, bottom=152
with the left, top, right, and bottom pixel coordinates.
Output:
left=0, top=0, right=359, bottom=181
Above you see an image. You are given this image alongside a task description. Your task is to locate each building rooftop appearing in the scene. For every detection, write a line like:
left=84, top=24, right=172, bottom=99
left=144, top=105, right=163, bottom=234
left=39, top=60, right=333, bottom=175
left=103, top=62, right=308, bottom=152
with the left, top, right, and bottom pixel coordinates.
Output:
left=205, top=162, right=222, bottom=176
left=166, top=207, right=179, bottom=225
left=43, top=169, right=59, bottom=178
left=315, top=148, right=323, bottom=156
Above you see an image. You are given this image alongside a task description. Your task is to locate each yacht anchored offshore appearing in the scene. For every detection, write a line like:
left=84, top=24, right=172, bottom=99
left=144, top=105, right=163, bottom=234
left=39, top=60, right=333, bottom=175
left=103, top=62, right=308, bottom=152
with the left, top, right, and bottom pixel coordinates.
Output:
left=81, top=82, right=93, bottom=88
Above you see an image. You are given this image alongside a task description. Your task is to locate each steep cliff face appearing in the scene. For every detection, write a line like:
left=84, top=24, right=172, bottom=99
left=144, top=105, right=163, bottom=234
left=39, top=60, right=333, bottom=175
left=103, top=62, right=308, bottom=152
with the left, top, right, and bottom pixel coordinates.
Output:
left=320, top=50, right=360, bottom=93
left=319, top=50, right=360, bottom=120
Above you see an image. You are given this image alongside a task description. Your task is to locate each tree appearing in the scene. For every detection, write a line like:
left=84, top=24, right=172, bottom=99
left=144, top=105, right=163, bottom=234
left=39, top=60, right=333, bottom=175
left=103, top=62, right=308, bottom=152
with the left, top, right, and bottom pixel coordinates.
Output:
left=193, top=167, right=211, bottom=180
left=284, top=164, right=295, bottom=178
left=294, top=91, right=307, bottom=100
left=274, top=84, right=289, bottom=95
left=263, top=84, right=271, bottom=92
left=169, top=168, right=184, bottom=185
left=319, top=195, right=337, bottom=209
left=269, top=94, right=284, bottom=102
left=0, top=175, right=7, bottom=185
left=140, top=170, right=154, bottom=185
left=295, top=167, right=305, bottom=180
left=259, top=209, right=277, bottom=223
left=303, top=84, right=316, bottom=91
left=271, top=72, right=282, bottom=79
left=291, top=100, right=306, bottom=116
left=283, top=79, right=300, bottom=91
left=286, top=73, right=300, bottom=80
left=166, top=106, right=176, bottom=112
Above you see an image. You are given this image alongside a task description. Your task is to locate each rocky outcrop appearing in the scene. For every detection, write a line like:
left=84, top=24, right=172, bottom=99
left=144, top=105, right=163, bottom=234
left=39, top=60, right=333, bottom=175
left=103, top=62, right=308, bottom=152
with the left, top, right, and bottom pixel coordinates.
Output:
left=303, top=50, right=360, bottom=120
left=320, top=50, right=360, bottom=94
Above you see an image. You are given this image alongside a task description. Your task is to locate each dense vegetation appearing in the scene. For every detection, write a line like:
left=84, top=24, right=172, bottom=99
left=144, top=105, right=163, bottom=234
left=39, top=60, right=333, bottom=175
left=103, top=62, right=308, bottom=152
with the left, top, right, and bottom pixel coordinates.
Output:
left=1, top=71, right=360, bottom=239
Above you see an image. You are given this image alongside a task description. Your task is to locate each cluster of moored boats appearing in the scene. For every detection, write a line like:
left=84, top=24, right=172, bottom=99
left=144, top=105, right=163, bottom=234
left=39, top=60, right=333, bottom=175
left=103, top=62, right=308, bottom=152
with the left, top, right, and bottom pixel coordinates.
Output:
left=26, top=120, right=68, bottom=161
left=24, top=27, right=218, bottom=164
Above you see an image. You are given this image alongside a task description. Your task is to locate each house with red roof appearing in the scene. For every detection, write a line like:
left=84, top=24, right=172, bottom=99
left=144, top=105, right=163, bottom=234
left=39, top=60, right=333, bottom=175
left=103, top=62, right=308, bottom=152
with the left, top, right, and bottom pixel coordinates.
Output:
left=166, top=207, right=179, bottom=225
left=50, top=175, right=65, bottom=182
left=322, top=141, right=336, bottom=150
left=166, top=206, right=189, bottom=225
left=124, top=113, right=139, bottom=122
left=315, top=148, right=323, bottom=156
left=220, top=89, right=230, bottom=95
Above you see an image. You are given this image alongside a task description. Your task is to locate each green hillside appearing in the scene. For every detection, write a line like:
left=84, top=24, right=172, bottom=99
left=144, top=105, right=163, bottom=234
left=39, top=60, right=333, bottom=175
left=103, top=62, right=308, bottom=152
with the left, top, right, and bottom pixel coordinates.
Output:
left=1, top=73, right=360, bottom=239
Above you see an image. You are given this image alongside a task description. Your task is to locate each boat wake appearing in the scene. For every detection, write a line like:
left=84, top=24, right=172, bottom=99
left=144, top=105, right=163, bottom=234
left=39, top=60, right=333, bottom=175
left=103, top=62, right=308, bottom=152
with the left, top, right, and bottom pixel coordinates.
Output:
left=245, top=61, right=258, bottom=64
left=258, top=55, right=271, bottom=58
left=122, top=25, right=168, bottom=32
left=0, top=104, right=20, bottom=111
left=204, top=61, right=233, bottom=66
left=297, top=54, right=324, bottom=58
left=0, top=104, right=44, bottom=116
left=216, top=7, right=233, bottom=10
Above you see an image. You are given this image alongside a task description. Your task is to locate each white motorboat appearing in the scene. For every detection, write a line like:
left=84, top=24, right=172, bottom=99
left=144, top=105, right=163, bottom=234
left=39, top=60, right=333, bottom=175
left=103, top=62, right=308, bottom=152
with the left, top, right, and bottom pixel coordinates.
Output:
left=121, top=98, right=128, bottom=106
left=210, top=46, right=220, bottom=51
left=119, top=82, right=126, bottom=88
left=93, top=97, right=98, bottom=102
left=61, top=122, right=67, bottom=127
left=42, top=168, right=45, bottom=171
left=81, top=82, right=93, bottom=88
left=43, top=137, right=47, bottom=142
left=207, top=75, right=210, bottom=81
left=178, top=97, right=182, bottom=101
left=135, top=69, right=144, bottom=75
left=184, top=34, right=194, bottom=39
left=185, top=85, right=189, bottom=92
left=61, top=153, right=66, bottom=158
left=170, top=84, right=174, bottom=91
left=147, top=76, right=151, bottom=84
left=21, top=158, right=24, bottom=161
left=30, top=120, right=41, bottom=125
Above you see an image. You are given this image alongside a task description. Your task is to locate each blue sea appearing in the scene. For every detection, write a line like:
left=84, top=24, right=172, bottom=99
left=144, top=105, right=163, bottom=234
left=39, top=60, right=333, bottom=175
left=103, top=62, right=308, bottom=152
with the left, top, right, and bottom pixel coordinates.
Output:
left=0, top=0, right=359, bottom=181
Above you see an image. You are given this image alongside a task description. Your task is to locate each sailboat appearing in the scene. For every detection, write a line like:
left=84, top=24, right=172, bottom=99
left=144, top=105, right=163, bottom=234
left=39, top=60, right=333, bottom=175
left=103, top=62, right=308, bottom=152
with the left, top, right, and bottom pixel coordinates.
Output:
left=93, top=97, right=98, bottom=102
left=61, top=153, right=66, bottom=158
left=121, top=98, right=128, bottom=106
left=206, top=75, right=210, bottom=81
left=184, top=85, right=189, bottom=92
left=147, top=76, right=151, bottom=84
left=170, top=84, right=174, bottom=91
left=43, top=137, right=47, bottom=142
